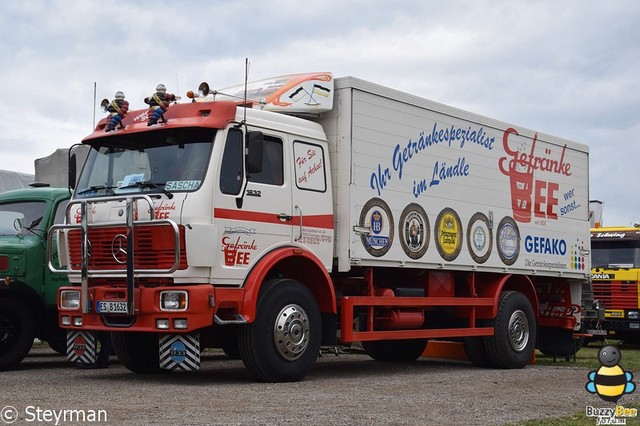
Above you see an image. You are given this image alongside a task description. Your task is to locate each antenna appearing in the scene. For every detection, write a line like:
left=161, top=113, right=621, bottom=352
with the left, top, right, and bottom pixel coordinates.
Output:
left=243, top=58, right=249, bottom=123
left=92, top=82, right=97, bottom=129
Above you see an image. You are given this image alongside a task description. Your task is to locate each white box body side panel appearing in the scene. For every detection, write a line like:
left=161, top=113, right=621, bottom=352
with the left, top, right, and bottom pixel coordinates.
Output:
left=323, top=77, right=590, bottom=278
left=318, top=87, right=353, bottom=271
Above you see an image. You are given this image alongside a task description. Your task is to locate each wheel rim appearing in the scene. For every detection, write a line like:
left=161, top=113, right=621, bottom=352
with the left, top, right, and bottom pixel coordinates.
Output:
left=273, top=304, right=310, bottom=361
left=508, top=309, right=529, bottom=352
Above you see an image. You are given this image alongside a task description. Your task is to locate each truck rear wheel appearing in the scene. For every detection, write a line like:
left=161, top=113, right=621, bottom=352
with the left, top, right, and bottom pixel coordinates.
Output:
left=362, top=339, right=428, bottom=362
left=484, top=291, right=536, bottom=369
left=0, top=298, right=35, bottom=370
left=463, top=320, right=493, bottom=367
left=239, top=279, right=321, bottom=382
left=112, top=331, right=161, bottom=373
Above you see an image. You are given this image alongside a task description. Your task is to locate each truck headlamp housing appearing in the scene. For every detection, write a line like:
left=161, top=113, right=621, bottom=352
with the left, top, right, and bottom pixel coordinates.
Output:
left=173, top=318, right=188, bottom=329
left=160, top=290, right=188, bottom=311
left=60, top=290, right=81, bottom=310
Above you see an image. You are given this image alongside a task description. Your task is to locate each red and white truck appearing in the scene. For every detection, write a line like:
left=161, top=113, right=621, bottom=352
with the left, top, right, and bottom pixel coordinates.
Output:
left=50, top=72, right=591, bottom=381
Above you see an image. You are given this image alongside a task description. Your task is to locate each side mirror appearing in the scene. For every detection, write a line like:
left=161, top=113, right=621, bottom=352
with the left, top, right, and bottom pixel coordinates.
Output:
left=246, top=131, right=264, bottom=174
left=13, top=218, right=24, bottom=233
left=68, top=153, right=77, bottom=190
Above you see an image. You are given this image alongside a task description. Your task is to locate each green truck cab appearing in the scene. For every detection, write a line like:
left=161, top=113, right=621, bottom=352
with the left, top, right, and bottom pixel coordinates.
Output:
left=0, top=185, right=70, bottom=370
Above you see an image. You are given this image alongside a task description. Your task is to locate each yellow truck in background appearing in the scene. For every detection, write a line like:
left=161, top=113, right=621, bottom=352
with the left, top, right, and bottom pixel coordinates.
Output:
left=591, top=225, right=640, bottom=342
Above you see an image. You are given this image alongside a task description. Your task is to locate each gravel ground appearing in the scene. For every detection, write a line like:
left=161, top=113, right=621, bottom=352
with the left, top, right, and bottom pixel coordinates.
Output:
left=1, top=344, right=635, bottom=425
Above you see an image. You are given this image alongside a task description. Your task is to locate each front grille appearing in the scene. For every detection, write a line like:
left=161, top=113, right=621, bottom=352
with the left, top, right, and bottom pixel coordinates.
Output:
left=68, top=224, right=187, bottom=271
left=592, top=281, right=639, bottom=310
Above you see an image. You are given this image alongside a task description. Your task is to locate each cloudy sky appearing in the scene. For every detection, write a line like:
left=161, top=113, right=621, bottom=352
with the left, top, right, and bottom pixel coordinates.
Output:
left=0, top=1, right=638, bottom=225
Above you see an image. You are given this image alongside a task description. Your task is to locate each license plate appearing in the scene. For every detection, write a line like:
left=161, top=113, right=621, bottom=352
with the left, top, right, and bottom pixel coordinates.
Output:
left=586, top=329, right=608, bottom=336
left=96, top=301, right=128, bottom=313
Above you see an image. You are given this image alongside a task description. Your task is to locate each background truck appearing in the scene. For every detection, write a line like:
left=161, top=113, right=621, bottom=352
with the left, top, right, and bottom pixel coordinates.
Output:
left=0, top=185, right=70, bottom=370
left=51, top=72, right=591, bottom=381
left=590, top=225, right=640, bottom=342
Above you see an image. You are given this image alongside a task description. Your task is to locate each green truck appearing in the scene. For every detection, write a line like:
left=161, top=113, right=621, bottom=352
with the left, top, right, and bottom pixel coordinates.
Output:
left=0, top=185, right=70, bottom=370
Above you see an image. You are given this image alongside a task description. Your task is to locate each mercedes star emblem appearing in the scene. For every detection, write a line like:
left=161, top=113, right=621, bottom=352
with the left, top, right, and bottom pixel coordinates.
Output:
left=111, top=234, right=128, bottom=264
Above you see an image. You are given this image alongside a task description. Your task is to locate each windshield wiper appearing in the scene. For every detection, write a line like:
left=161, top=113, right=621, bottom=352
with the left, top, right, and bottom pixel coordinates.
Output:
left=118, top=181, right=174, bottom=199
left=76, top=185, right=117, bottom=196
left=23, top=216, right=44, bottom=237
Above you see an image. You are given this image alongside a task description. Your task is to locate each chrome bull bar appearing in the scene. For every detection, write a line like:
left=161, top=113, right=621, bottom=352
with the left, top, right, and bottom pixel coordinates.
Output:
left=48, top=194, right=180, bottom=315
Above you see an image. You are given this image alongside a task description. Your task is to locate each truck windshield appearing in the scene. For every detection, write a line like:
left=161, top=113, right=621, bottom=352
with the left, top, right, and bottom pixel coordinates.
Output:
left=0, top=201, right=47, bottom=236
left=591, top=240, right=640, bottom=269
left=75, top=128, right=215, bottom=198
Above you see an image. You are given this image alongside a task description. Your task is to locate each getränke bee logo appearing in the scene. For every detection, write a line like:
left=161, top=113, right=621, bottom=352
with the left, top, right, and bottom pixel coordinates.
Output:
left=586, top=345, right=636, bottom=403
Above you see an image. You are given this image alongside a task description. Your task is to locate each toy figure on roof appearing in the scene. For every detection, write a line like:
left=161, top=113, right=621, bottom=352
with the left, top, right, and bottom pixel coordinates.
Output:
left=105, top=91, right=129, bottom=132
left=144, top=84, right=176, bottom=126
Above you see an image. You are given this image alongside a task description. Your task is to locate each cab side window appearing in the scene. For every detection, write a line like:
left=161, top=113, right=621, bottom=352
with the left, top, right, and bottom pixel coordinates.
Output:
left=220, top=129, right=244, bottom=195
left=53, top=200, right=69, bottom=225
left=249, top=136, right=283, bottom=186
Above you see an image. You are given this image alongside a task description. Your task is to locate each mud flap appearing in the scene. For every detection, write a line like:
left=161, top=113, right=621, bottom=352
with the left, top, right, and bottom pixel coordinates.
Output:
left=66, top=330, right=96, bottom=365
left=159, top=333, right=200, bottom=371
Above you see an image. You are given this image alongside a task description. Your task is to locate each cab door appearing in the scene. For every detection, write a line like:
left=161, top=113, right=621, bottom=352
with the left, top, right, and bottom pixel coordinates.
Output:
left=214, top=128, right=292, bottom=285
left=289, top=139, right=334, bottom=270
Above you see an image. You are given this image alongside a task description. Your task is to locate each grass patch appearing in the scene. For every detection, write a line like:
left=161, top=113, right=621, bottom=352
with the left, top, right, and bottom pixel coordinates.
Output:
left=513, top=404, right=640, bottom=426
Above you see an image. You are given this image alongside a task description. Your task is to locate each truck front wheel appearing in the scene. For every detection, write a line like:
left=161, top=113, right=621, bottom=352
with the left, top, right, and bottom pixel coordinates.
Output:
left=0, top=298, right=35, bottom=370
left=112, top=331, right=161, bottom=373
left=484, top=291, right=536, bottom=369
left=239, top=279, right=321, bottom=382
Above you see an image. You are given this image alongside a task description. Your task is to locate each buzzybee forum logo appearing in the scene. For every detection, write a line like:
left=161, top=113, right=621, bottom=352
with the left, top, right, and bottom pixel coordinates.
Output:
left=585, top=345, right=637, bottom=424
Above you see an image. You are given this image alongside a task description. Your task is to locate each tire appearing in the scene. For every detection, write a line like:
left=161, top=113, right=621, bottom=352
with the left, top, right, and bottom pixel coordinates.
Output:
left=362, top=339, right=428, bottom=362
left=0, top=298, right=35, bottom=371
left=484, top=291, right=536, bottom=369
left=362, top=340, right=391, bottom=361
left=239, top=279, right=321, bottom=382
left=47, top=337, right=67, bottom=355
left=463, top=320, right=493, bottom=367
left=112, top=331, right=161, bottom=373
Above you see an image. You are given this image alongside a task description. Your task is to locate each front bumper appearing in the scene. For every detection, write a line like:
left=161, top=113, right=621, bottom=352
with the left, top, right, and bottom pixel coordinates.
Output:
left=58, top=284, right=215, bottom=333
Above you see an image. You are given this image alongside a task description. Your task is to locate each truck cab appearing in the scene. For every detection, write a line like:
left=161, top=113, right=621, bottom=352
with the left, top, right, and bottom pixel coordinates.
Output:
left=0, top=185, right=70, bottom=370
left=53, top=89, right=336, bottom=378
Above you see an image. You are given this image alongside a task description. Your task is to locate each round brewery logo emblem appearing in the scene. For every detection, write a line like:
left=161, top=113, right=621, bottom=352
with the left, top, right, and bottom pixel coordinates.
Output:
left=399, top=203, right=429, bottom=259
left=435, top=208, right=463, bottom=261
left=359, top=198, right=394, bottom=257
left=497, top=216, right=520, bottom=265
left=467, top=212, right=493, bottom=264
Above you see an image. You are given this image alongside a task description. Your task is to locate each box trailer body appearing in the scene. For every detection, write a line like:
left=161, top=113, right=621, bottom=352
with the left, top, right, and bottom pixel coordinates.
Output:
left=51, top=73, right=591, bottom=380
left=325, top=77, right=589, bottom=277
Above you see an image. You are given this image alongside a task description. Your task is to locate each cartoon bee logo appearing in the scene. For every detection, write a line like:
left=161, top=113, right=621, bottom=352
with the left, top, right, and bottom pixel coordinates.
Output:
left=586, top=345, right=636, bottom=403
